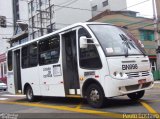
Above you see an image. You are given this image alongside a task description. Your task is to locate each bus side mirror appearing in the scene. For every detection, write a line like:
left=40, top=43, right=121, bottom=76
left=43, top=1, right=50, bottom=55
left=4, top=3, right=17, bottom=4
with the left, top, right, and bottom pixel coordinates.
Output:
left=80, top=36, right=99, bottom=49
left=80, top=36, right=88, bottom=48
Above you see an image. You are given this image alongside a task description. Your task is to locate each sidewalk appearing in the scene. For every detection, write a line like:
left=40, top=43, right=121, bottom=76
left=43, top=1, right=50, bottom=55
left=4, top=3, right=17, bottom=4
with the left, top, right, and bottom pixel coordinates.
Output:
left=154, top=81, right=160, bottom=84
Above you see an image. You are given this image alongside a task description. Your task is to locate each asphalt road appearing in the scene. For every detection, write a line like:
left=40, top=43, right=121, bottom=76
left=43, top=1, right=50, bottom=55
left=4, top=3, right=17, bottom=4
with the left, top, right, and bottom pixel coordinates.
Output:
left=0, top=82, right=160, bottom=119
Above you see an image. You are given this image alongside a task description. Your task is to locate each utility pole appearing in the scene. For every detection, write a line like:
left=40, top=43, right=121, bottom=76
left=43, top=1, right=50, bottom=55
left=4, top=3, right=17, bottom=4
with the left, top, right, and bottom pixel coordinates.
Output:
left=153, top=0, right=160, bottom=70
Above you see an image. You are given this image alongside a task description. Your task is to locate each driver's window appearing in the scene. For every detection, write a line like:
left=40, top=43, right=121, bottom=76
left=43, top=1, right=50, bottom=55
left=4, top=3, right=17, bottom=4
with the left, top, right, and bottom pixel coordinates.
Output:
left=78, top=28, right=102, bottom=69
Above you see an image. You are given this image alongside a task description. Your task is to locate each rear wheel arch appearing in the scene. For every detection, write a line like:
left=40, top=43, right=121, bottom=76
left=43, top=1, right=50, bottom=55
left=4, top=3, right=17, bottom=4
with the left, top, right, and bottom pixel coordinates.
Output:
left=23, top=83, right=31, bottom=94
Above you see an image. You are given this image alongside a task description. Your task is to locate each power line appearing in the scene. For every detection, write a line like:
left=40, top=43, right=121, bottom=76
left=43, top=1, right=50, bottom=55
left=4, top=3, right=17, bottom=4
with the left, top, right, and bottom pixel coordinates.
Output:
left=20, top=0, right=150, bottom=13
left=3, top=0, right=152, bottom=24
left=55, top=0, right=79, bottom=11
left=120, top=0, right=150, bottom=11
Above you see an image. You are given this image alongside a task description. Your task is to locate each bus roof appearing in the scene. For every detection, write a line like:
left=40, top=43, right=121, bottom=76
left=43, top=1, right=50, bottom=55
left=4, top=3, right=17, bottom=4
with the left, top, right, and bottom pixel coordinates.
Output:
left=8, top=22, right=111, bottom=51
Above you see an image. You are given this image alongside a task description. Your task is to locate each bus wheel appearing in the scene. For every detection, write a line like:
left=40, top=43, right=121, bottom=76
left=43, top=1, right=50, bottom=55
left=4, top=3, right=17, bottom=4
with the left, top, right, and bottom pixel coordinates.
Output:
left=127, top=90, right=145, bottom=100
left=86, top=84, right=105, bottom=108
left=26, top=86, right=35, bottom=102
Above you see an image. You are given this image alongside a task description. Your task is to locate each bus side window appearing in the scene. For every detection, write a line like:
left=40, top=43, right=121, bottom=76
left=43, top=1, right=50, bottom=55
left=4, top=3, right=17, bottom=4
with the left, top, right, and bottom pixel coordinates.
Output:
left=22, top=46, right=29, bottom=68
left=22, top=42, right=38, bottom=68
left=39, top=35, right=60, bottom=65
left=29, top=42, right=38, bottom=67
left=78, top=28, right=102, bottom=69
left=7, top=51, right=13, bottom=71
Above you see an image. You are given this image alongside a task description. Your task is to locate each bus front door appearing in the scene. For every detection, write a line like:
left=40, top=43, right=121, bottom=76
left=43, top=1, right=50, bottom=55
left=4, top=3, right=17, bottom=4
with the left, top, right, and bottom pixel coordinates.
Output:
left=62, top=30, right=80, bottom=96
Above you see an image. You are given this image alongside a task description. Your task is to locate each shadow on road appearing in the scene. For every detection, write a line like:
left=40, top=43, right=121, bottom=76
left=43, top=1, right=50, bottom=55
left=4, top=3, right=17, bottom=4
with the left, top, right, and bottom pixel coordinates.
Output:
left=15, top=96, right=140, bottom=108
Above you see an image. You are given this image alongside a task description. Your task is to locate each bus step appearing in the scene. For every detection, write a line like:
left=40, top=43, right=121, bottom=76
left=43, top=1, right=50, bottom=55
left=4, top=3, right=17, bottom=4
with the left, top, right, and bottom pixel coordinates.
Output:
left=69, top=89, right=80, bottom=95
left=66, top=95, right=81, bottom=98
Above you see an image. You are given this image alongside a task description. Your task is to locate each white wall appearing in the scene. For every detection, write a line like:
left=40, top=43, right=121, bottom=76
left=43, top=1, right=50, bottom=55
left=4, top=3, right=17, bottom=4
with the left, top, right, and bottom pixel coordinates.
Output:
left=53, top=0, right=92, bottom=29
left=91, top=0, right=127, bottom=16
left=0, top=0, right=13, bottom=53
left=19, top=1, right=29, bottom=23
left=109, top=0, right=127, bottom=11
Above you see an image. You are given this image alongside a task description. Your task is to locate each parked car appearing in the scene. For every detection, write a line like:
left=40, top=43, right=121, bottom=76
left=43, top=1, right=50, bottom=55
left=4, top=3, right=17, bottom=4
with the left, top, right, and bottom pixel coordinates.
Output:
left=0, top=80, right=7, bottom=91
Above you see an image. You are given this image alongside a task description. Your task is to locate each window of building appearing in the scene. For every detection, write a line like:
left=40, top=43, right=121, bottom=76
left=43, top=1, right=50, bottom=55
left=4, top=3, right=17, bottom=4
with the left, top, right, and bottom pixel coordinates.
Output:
left=36, top=0, right=40, bottom=10
left=92, top=5, right=97, bottom=11
left=20, top=37, right=28, bottom=44
left=32, top=16, right=35, bottom=28
left=102, top=0, right=108, bottom=7
left=139, top=30, right=154, bottom=41
left=39, top=35, right=60, bottom=65
left=78, top=28, right=102, bottom=69
left=40, top=0, right=46, bottom=6
left=47, top=25, right=52, bottom=33
left=22, top=42, right=38, bottom=68
left=7, top=51, right=13, bottom=71
left=32, top=31, right=36, bottom=39
left=0, top=16, right=6, bottom=28
left=31, top=1, right=34, bottom=11
left=46, top=8, right=50, bottom=20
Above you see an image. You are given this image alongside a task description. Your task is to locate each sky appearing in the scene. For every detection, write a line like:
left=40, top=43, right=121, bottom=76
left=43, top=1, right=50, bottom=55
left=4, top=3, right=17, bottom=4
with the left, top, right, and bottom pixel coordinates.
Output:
left=127, top=0, right=153, bottom=18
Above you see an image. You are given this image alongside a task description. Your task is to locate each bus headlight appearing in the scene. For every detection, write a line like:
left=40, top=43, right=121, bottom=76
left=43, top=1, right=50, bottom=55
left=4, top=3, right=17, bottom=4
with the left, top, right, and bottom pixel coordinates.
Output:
left=113, top=72, right=128, bottom=79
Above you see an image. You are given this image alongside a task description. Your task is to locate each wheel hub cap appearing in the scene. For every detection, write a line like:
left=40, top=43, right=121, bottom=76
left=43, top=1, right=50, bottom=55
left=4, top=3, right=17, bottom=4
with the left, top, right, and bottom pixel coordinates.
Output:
left=90, top=89, right=100, bottom=102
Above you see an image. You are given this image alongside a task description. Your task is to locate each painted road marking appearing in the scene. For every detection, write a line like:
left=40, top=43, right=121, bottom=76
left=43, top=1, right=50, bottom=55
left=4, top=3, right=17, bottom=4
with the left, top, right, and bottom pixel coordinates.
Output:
left=76, top=103, right=82, bottom=109
left=139, top=101, right=159, bottom=118
left=0, top=101, right=139, bottom=118
left=0, top=98, right=8, bottom=101
left=0, top=99, right=159, bottom=118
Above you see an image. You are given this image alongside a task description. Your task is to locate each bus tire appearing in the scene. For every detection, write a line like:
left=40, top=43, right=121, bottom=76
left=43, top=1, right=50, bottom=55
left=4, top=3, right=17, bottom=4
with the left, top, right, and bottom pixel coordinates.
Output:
left=26, top=86, right=35, bottom=102
left=127, top=90, right=145, bottom=100
left=86, top=84, right=105, bottom=108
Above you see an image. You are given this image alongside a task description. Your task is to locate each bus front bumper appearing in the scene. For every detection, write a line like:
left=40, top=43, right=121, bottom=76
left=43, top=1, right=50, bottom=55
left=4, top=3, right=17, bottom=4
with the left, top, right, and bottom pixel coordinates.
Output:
left=104, top=75, right=154, bottom=97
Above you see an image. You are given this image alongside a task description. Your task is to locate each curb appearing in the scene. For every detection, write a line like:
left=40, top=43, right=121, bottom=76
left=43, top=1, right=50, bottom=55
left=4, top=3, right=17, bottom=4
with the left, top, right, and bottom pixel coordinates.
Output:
left=154, top=81, right=160, bottom=84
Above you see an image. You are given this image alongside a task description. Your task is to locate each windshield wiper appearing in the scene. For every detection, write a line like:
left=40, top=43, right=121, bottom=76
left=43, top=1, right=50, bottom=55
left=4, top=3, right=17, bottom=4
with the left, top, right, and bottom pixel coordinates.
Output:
left=131, top=40, right=146, bottom=57
left=120, top=34, right=130, bottom=57
left=120, top=34, right=146, bottom=57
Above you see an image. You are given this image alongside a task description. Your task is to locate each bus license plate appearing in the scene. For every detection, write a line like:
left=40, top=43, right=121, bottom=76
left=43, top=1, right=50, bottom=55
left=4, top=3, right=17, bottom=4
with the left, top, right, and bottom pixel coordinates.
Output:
left=138, top=79, right=146, bottom=84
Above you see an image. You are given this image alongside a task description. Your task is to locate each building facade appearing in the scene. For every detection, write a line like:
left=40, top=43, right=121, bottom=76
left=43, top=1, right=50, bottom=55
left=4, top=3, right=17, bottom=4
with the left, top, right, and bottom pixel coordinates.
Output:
left=11, top=0, right=29, bottom=47
left=28, top=0, right=92, bottom=40
left=0, top=0, right=13, bottom=53
left=90, top=0, right=127, bottom=17
left=0, top=53, right=7, bottom=84
left=89, top=10, right=160, bottom=79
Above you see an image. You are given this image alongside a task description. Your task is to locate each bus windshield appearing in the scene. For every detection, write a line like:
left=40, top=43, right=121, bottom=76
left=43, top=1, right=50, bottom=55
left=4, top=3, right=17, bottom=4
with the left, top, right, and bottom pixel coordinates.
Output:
left=88, top=24, right=146, bottom=57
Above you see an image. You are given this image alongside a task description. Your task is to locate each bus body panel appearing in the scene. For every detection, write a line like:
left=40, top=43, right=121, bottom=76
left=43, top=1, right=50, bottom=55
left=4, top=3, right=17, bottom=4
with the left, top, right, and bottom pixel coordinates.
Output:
left=7, top=71, right=15, bottom=94
left=21, top=67, right=40, bottom=95
left=104, top=75, right=154, bottom=97
left=103, top=56, right=154, bottom=97
left=39, top=64, right=65, bottom=97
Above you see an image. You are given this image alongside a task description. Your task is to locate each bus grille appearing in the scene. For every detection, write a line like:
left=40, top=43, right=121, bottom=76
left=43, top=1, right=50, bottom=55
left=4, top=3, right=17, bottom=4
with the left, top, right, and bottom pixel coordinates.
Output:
left=126, top=71, right=150, bottom=78
left=142, top=82, right=152, bottom=88
left=125, top=84, right=140, bottom=91
left=125, top=82, right=152, bottom=91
